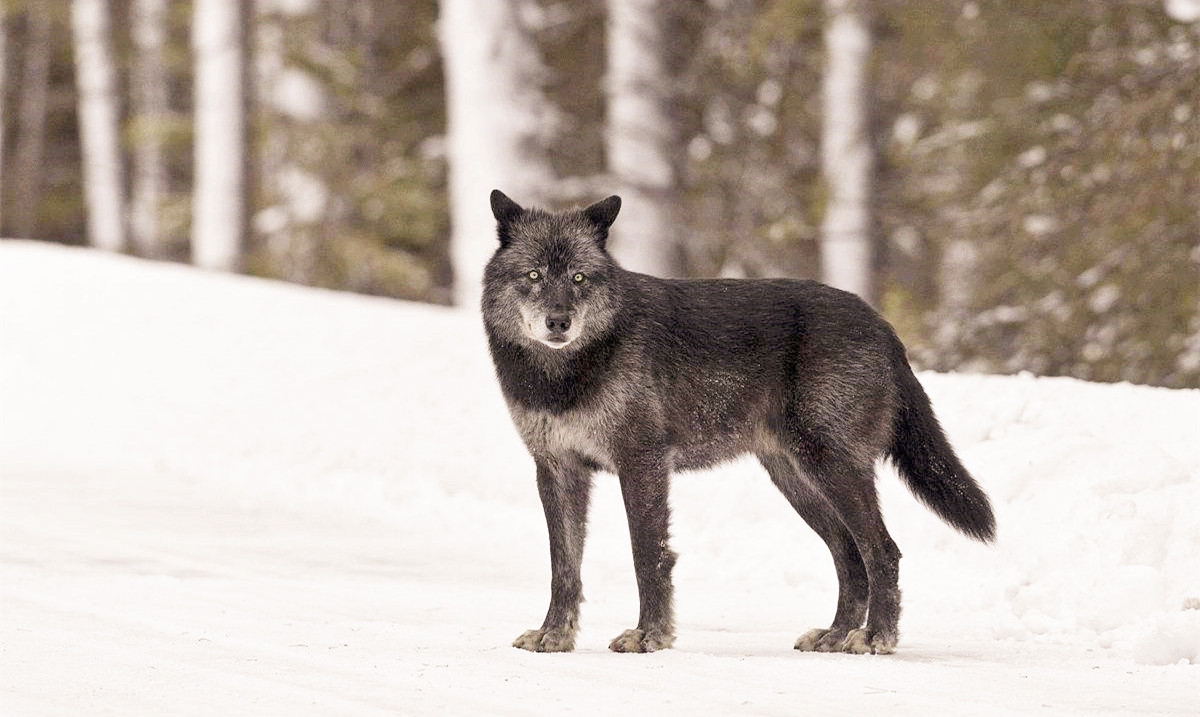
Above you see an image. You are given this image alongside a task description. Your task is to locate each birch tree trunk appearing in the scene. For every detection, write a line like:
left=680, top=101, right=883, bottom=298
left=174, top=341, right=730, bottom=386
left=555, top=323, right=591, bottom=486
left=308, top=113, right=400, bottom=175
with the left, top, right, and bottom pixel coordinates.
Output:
left=130, top=0, right=169, bottom=258
left=192, top=0, right=246, bottom=271
left=12, top=5, right=52, bottom=239
left=72, top=0, right=127, bottom=252
left=933, top=236, right=978, bottom=363
left=440, top=0, right=556, bottom=307
left=605, top=0, right=682, bottom=277
left=820, top=0, right=874, bottom=303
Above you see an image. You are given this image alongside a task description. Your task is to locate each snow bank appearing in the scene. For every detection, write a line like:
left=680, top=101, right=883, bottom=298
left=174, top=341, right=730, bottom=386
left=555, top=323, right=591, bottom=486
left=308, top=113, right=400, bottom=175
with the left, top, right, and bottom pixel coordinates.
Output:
left=2, top=241, right=1197, bottom=714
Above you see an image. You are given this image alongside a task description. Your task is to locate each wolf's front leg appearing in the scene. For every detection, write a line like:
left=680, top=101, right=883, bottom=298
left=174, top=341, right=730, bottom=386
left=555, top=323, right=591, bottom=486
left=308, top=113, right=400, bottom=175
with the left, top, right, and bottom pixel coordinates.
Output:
left=610, top=456, right=676, bottom=653
left=514, top=459, right=593, bottom=652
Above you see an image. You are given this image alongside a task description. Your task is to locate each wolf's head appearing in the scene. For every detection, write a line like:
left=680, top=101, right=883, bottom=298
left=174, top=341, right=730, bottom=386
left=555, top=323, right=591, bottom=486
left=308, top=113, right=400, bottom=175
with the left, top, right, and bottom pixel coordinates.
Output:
left=482, top=190, right=623, bottom=351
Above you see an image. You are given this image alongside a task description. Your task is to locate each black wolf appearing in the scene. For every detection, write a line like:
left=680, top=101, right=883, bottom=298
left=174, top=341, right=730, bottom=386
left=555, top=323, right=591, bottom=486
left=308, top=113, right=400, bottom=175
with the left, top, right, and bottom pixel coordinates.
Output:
left=482, top=190, right=995, bottom=655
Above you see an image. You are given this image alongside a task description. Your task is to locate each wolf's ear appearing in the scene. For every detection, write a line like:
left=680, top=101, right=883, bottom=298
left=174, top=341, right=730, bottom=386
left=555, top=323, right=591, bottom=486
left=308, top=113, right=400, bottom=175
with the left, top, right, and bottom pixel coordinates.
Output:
left=490, top=190, right=524, bottom=225
left=583, top=195, right=622, bottom=230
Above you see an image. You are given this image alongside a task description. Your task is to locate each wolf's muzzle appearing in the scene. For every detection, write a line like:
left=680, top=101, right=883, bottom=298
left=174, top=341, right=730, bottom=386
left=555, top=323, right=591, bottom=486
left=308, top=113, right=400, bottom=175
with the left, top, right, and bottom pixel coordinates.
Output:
left=546, top=312, right=572, bottom=333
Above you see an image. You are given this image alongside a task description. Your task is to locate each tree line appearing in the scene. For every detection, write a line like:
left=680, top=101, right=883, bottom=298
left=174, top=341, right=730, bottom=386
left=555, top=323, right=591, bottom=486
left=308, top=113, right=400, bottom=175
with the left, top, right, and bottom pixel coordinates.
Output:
left=1, top=0, right=1197, bottom=387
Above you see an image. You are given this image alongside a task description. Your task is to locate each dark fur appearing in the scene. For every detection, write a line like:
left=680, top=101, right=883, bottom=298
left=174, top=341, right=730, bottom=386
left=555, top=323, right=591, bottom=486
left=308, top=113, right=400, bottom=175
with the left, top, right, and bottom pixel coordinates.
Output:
left=483, top=190, right=995, bottom=655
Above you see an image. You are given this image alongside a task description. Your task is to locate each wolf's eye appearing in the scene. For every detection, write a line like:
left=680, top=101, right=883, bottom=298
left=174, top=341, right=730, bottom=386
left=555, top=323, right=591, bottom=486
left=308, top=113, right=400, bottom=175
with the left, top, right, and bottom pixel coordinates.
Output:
left=527, top=270, right=541, bottom=282
left=572, top=272, right=587, bottom=284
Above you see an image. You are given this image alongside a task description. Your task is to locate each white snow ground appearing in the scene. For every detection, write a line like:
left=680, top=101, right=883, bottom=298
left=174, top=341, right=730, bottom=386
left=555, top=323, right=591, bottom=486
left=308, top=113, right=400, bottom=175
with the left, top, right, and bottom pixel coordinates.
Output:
left=1, top=240, right=1198, bottom=716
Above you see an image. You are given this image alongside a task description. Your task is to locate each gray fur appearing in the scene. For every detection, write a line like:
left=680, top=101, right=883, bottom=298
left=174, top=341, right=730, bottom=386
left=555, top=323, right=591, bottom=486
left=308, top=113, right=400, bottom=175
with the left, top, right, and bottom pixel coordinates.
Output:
left=482, top=190, right=995, bottom=655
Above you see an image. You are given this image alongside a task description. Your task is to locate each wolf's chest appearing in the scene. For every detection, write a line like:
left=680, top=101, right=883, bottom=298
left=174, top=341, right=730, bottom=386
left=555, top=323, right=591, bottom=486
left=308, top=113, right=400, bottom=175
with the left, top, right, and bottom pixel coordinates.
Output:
left=509, top=403, right=619, bottom=471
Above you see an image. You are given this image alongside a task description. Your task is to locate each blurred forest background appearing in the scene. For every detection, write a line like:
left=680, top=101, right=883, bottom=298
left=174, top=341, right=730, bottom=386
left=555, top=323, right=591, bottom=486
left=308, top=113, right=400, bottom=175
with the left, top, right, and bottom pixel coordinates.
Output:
left=1, top=0, right=1197, bottom=387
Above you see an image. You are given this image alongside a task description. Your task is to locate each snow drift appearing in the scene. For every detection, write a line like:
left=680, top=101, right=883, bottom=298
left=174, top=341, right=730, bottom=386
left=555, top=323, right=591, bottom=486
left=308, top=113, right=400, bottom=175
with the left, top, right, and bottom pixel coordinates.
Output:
left=1, top=241, right=1197, bottom=715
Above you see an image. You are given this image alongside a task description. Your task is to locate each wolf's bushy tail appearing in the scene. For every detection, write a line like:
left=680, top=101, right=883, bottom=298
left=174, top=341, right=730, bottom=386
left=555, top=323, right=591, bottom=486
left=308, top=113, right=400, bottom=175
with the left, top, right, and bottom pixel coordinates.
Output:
left=887, top=362, right=996, bottom=543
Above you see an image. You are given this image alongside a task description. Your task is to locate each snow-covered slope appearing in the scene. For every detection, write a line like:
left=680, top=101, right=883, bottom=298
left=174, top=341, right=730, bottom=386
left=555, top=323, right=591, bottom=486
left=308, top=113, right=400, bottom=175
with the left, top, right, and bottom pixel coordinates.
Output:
left=2, top=241, right=1197, bottom=715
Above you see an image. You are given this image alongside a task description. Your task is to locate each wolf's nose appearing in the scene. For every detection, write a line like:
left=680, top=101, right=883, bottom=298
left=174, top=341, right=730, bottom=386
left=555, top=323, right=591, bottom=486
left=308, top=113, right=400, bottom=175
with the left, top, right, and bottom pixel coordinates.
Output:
left=546, top=313, right=571, bottom=332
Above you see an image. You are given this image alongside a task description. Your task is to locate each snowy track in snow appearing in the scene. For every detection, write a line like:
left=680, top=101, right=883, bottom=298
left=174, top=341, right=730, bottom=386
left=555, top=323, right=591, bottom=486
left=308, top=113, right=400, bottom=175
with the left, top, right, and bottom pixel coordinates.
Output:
left=2, top=242, right=1198, bottom=715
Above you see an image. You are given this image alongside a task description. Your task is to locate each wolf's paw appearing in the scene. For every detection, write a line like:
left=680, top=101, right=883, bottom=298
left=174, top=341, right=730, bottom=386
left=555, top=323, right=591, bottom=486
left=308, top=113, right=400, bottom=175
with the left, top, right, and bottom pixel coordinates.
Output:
left=608, top=628, right=675, bottom=653
left=842, top=627, right=896, bottom=655
left=513, top=627, right=575, bottom=653
left=793, top=627, right=852, bottom=652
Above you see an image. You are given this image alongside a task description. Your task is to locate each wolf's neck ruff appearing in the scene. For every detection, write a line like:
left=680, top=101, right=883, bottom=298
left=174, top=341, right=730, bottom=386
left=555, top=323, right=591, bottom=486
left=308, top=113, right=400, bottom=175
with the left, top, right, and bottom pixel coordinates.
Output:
left=484, top=325, right=623, bottom=415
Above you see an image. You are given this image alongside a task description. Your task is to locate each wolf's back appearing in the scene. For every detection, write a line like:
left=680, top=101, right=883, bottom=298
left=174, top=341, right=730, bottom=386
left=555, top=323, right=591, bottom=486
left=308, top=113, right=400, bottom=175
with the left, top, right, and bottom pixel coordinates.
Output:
left=887, top=363, right=996, bottom=542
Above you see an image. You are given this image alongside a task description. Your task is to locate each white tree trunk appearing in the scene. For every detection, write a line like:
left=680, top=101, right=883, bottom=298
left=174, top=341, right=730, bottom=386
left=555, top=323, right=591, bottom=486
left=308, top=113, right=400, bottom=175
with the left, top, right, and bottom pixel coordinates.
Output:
left=934, top=237, right=979, bottom=355
left=605, top=0, right=681, bottom=277
left=820, top=0, right=874, bottom=302
left=130, top=0, right=169, bottom=257
left=72, top=0, right=127, bottom=252
left=440, top=0, right=556, bottom=307
left=192, top=0, right=246, bottom=271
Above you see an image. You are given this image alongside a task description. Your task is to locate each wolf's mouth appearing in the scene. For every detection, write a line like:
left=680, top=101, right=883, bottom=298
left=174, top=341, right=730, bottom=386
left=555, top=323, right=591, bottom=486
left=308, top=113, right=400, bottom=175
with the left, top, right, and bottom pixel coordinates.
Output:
left=542, top=333, right=573, bottom=349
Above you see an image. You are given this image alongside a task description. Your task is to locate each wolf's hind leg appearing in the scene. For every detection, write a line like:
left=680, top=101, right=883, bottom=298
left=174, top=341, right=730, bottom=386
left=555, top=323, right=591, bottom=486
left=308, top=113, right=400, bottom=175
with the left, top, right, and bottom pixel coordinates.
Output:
left=514, top=459, right=593, bottom=653
left=796, top=450, right=902, bottom=655
left=759, top=452, right=869, bottom=652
